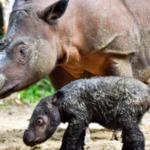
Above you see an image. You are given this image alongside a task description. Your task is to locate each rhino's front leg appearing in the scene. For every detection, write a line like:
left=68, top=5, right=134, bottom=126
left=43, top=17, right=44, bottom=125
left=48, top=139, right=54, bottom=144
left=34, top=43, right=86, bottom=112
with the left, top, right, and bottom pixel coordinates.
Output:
left=60, top=122, right=87, bottom=150
left=49, top=66, right=76, bottom=90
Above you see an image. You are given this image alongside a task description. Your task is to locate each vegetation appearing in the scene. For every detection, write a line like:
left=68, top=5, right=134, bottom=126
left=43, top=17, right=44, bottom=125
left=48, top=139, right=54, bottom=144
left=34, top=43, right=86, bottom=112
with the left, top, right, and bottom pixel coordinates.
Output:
left=18, top=76, right=55, bottom=103
left=0, top=35, right=3, bottom=39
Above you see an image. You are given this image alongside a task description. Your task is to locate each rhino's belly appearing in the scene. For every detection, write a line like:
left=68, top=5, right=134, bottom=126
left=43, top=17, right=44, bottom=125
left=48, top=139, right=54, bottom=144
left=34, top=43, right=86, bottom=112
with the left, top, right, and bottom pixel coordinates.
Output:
left=60, top=50, right=112, bottom=79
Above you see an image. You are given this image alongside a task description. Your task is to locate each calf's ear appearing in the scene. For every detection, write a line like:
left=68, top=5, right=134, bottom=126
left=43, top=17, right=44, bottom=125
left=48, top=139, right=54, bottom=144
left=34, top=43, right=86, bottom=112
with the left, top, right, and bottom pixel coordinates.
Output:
left=51, top=91, right=64, bottom=104
left=39, top=0, right=69, bottom=21
left=51, top=94, right=57, bottom=103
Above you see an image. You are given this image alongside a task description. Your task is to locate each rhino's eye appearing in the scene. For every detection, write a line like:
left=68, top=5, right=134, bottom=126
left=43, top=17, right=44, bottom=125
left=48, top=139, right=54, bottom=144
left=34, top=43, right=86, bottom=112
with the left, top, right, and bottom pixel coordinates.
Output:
left=18, top=45, right=27, bottom=57
left=36, top=118, right=44, bottom=126
left=20, top=47, right=26, bottom=56
left=15, top=44, right=31, bottom=64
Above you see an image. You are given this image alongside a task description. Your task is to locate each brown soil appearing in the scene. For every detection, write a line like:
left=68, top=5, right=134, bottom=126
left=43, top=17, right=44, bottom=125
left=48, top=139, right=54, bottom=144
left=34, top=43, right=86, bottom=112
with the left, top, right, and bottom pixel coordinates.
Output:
left=0, top=99, right=150, bottom=150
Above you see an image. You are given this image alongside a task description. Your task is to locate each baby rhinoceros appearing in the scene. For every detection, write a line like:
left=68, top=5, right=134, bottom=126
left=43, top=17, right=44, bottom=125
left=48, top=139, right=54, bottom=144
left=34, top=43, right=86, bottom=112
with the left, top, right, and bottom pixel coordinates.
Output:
left=23, top=77, right=150, bottom=150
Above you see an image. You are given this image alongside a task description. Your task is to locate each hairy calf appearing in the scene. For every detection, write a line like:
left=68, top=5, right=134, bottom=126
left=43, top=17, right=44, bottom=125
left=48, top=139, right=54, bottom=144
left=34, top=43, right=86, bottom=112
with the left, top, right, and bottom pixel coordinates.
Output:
left=23, top=77, right=150, bottom=150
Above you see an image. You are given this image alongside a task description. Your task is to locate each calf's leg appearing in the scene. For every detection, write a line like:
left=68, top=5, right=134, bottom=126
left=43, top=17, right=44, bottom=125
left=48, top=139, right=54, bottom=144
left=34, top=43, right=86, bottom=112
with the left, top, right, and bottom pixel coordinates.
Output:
left=122, top=126, right=145, bottom=150
left=75, top=130, right=85, bottom=150
left=60, top=122, right=87, bottom=150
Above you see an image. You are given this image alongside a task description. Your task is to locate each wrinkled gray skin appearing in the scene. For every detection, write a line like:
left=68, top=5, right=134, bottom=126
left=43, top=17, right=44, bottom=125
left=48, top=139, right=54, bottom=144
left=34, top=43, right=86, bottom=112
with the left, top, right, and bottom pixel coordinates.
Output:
left=23, top=76, right=150, bottom=150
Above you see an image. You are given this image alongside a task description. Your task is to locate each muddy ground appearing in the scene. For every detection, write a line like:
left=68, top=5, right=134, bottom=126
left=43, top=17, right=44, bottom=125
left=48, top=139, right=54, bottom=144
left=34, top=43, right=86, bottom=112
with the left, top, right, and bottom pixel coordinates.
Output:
left=0, top=98, right=150, bottom=150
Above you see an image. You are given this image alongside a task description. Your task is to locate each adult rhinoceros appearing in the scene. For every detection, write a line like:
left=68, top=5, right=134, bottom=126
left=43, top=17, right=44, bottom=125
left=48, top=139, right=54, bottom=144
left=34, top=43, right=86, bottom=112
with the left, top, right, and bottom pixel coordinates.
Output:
left=0, top=0, right=149, bottom=98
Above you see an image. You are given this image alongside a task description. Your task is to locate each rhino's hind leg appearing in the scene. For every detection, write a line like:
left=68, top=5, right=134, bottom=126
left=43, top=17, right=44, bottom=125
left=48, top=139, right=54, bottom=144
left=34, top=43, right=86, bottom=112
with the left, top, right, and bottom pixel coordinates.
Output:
left=122, top=126, right=145, bottom=150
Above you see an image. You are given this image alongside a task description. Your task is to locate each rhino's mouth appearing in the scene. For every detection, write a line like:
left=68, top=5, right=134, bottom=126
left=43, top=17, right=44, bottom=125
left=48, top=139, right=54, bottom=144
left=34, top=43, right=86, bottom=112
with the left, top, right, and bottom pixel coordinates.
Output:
left=0, top=82, right=20, bottom=98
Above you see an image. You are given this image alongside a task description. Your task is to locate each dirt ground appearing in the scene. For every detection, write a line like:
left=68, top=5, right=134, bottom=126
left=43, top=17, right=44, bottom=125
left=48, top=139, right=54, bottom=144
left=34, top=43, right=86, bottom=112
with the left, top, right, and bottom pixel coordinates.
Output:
left=0, top=98, right=150, bottom=150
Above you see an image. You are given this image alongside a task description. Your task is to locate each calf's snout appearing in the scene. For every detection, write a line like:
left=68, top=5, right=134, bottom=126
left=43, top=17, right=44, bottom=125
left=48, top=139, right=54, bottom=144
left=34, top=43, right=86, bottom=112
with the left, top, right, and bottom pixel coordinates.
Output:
left=23, top=130, right=35, bottom=147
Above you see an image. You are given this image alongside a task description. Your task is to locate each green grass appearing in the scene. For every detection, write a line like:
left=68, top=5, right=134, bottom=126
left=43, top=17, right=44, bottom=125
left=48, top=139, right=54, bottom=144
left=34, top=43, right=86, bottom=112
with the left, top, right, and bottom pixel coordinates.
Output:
left=0, top=35, right=3, bottom=39
left=18, top=76, right=55, bottom=103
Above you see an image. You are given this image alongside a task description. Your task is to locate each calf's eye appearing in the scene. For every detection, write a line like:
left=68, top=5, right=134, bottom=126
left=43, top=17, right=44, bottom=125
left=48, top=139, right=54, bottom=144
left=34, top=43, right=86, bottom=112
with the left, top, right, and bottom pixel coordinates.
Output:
left=36, top=118, right=44, bottom=126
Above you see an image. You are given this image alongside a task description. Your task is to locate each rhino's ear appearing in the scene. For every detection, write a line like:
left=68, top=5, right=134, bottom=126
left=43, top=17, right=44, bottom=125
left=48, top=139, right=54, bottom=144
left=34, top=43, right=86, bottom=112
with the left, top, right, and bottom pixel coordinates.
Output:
left=13, top=0, right=26, bottom=9
left=40, top=0, right=69, bottom=21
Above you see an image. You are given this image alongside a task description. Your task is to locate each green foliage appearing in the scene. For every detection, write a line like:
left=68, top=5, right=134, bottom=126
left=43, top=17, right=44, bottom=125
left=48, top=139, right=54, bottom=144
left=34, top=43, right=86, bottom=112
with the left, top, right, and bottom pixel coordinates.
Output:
left=0, top=34, right=3, bottom=39
left=18, top=76, right=55, bottom=103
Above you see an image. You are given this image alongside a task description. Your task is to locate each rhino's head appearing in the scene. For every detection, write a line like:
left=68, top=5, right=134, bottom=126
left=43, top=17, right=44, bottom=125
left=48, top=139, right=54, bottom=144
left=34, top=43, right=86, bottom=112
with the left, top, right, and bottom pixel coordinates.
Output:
left=23, top=94, right=61, bottom=147
left=0, top=0, right=69, bottom=98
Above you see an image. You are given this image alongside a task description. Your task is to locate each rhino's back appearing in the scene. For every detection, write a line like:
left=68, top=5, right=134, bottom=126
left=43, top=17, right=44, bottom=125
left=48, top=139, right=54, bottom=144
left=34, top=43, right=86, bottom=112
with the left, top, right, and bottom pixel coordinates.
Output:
left=73, top=0, right=150, bottom=81
left=71, top=0, right=140, bottom=55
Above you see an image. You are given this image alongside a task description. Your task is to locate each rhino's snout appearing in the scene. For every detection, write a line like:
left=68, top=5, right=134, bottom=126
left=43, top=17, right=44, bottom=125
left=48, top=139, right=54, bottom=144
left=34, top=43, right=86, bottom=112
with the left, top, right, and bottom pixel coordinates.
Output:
left=23, top=130, right=36, bottom=147
left=0, top=74, right=6, bottom=90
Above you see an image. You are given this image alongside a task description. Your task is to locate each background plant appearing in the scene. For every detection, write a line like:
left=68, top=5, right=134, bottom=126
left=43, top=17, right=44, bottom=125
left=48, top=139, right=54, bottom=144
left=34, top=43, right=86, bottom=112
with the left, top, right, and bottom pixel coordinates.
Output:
left=18, top=76, right=55, bottom=103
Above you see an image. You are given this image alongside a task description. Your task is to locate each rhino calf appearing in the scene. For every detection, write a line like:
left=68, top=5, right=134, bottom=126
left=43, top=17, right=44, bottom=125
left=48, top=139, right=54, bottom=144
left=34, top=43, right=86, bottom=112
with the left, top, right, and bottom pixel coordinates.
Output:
left=23, top=77, right=150, bottom=150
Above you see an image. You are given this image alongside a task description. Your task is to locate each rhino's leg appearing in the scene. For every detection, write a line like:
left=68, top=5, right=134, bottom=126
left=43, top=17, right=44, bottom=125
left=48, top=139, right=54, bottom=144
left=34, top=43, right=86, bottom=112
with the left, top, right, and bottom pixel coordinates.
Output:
left=106, top=56, right=133, bottom=77
left=49, top=66, right=76, bottom=90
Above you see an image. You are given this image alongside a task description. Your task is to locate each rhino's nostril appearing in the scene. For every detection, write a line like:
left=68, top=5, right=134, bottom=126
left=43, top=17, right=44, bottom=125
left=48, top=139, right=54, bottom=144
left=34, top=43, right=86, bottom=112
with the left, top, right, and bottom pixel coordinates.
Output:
left=0, top=74, right=6, bottom=90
